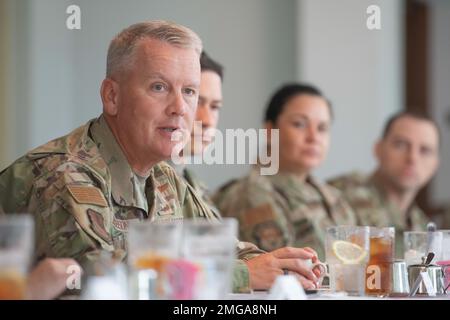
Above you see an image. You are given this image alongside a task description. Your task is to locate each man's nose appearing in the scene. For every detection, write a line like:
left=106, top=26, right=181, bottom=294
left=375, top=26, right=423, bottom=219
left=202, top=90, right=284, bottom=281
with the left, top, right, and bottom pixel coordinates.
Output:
left=167, top=91, right=187, bottom=116
left=406, top=147, right=419, bottom=164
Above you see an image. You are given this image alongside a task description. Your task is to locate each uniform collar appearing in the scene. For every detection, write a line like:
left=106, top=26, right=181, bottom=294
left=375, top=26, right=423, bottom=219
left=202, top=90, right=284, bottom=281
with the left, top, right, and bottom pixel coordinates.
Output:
left=166, top=159, right=186, bottom=176
left=166, top=160, right=203, bottom=194
left=89, top=115, right=149, bottom=213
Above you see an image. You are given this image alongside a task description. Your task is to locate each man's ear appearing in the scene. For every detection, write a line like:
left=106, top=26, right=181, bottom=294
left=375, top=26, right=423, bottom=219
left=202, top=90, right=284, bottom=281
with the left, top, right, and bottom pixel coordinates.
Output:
left=100, top=78, right=119, bottom=116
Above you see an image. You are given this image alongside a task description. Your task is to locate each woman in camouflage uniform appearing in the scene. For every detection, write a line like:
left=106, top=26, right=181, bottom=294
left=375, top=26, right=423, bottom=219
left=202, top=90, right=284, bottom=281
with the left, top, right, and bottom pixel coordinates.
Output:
left=214, top=84, right=356, bottom=260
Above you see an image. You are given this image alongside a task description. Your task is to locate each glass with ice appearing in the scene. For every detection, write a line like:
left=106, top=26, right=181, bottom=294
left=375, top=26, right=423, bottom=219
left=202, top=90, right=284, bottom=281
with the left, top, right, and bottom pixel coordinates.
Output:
left=326, top=225, right=370, bottom=296
left=181, top=218, right=237, bottom=300
left=403, top=231, right=443, bottom=266
left=436, top=230, right=450, bottom=293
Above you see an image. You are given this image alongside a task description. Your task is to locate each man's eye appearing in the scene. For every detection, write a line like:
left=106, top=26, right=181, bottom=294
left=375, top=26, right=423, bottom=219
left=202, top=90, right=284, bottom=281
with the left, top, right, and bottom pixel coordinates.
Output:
left=318, top=123, right=329, bottom=133
left=183, top=88, right=196, bottom=96
left=151, top=83, right=166, bottom=92
left=211, top=104, right=222, bottom=111
left=420, top=146, right=434, bottom=156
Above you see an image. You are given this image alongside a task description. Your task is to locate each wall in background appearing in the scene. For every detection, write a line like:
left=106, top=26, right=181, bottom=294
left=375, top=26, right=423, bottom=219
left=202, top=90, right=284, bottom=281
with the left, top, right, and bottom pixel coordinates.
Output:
left=429, top=0, right=450, bottom=207
left=1, top=0, right=297, bottom=191
left=2, top=0, right=430, bottom=199
left=0, top=0, right=8, bottom=168
left=295, top=0, right=404, bottom=182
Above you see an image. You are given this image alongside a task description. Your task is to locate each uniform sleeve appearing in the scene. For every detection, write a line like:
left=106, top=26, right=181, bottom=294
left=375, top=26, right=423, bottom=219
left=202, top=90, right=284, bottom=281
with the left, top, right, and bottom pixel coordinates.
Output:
left=326, top=176, right=347, bottom=191
left=214, top=179, right=289, bottom=252
left=29, top=165, right=116, bottom=267
left=232, top=260, right=252, bottom=293
left=232, top=240, right=267, bottom=293
left=0, top=158, right=35, bottom=214
left=327, top=172, right=364, bottom=191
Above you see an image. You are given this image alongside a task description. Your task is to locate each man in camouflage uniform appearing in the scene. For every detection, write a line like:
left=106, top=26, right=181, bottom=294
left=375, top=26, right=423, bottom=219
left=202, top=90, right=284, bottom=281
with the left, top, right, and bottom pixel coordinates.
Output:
left=214, top=167, right=355, bottom=260
left=1, top=116, right=219, bottom=263
left=0, top=21, right=321, bottom=295
left=328, top=111, right=440, bottom=257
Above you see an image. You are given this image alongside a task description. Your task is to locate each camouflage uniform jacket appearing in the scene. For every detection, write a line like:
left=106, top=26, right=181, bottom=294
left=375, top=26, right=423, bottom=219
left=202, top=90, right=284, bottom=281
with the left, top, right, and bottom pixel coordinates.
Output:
left=213, top=166, right=356, bottom=260
left=0, top=116, right=254, bottom=292
left=328, top=171, right=429, bottom=257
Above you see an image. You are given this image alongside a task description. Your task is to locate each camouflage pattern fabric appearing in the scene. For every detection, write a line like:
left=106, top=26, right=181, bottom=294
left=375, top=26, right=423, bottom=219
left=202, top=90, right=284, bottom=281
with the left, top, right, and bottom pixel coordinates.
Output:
left=169, top=163, right=223, bottom=220
left=0, top=115, right=253, bottom=293
left=213, top=166, right=356, bottom=260
left=328, top=171, right=429, bottom=258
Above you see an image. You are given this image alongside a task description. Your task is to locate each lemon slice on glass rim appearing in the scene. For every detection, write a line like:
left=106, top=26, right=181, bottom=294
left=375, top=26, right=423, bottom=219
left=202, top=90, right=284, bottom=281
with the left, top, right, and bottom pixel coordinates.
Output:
left=332, top=240, right=367, bottom=264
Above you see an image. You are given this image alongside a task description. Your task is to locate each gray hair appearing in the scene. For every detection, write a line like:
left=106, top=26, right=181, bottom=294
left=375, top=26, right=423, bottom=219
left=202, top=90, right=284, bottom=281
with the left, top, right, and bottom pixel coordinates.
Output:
left=106, top=20, right=203, bottom=78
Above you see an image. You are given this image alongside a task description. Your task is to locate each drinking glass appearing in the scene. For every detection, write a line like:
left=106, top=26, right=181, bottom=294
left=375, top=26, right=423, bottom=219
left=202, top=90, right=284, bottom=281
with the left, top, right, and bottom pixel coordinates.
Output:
left=404, top=231, right=443, bottom=266
left=127, top=221, right=182, bottom=300
left=436, top=230, right=450, bottom=293
left=325, top=225, right=370, bottom=296
left=0, top=215, right=34, bottom=300
left=365, top=227, right=395, bottom=296
left=181, top=218, right=237, bottom=300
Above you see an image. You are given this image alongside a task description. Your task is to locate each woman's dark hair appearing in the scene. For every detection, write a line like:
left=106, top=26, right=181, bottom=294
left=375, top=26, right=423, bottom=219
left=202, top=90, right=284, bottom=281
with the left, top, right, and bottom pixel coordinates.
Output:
left=264, top=83, right=333, bottom=123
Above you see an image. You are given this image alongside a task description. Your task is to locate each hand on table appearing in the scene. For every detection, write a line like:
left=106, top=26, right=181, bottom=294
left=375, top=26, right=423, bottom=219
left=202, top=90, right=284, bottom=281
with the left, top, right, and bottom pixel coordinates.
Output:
left=245, top=246, right=324, bottom=290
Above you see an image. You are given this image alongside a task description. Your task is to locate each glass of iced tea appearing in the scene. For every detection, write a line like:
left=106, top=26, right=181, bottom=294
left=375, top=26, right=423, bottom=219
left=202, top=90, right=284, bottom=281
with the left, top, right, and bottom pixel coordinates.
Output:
left=0, top=215, right=34, bottom=300
left=365, top=227, right=395, bottom=296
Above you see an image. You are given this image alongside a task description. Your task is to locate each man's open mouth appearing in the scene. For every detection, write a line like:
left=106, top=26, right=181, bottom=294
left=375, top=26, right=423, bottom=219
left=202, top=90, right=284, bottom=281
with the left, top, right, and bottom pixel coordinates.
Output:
left=160, top=126, right=180, bottom=133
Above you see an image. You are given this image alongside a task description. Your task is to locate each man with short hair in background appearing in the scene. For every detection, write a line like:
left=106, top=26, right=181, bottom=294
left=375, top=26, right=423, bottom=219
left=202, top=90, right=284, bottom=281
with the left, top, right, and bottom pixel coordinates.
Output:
left=328, top=111, right=440, bottom=256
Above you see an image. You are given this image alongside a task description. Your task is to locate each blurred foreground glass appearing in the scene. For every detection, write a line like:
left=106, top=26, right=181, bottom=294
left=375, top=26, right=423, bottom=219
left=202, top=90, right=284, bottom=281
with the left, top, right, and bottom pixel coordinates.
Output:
left=437, top=230, right=450, bottom=293
left=404, top=231, right=443, bottom=266
left=181, top=218, right=237, bottom=300
left=365, top=227, right=395, bottom=296
left=0, top=215, right=34, bottom=300
left=326, top=226, right=370, bottom=296
left=127, top=222, right=182, bottom=300
left=81, top=252, right=128, bottom=300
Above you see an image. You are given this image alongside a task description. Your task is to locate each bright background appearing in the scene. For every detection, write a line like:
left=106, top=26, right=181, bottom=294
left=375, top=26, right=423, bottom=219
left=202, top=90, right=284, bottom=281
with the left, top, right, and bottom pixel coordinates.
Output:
left=0, top=0, right=449, bottom=208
